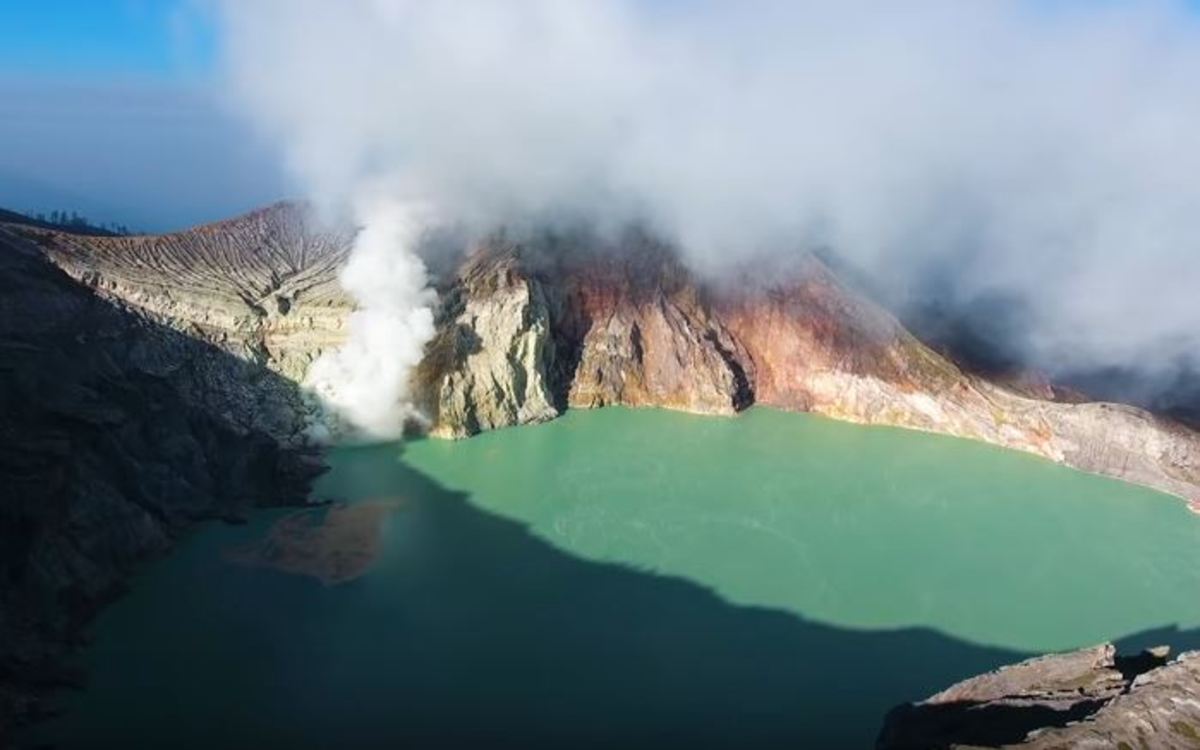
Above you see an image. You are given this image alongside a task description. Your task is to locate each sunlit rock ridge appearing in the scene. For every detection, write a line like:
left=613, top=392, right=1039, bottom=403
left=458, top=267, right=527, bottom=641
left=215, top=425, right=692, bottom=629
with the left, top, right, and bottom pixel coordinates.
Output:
left=21, top=202, right=1200, bottom=510
left=878, top=642, right=1200, bottom=749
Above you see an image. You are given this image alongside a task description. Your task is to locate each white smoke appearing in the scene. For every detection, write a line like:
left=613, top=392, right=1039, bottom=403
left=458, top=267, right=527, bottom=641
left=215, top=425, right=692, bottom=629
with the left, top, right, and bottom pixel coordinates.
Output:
left=215, top=0, right=1200, bottom=386
left=303, top=198, right=436, bottom=439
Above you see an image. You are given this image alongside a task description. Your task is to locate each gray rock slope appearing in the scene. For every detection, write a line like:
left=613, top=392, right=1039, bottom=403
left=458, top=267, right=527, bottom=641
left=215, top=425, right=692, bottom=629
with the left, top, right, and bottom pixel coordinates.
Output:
left=0, top=225, right=322, bottom=734
left=878, top=643, right=1200, bottom=749
left=5, top=204, right=1200, bottom=743
left=20, top=205, right=1200, bottom=509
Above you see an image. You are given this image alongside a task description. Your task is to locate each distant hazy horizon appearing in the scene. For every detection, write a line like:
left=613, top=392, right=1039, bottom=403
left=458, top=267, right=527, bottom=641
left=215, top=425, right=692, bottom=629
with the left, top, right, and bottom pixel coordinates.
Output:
left=0, top=1, right=289, bottom=231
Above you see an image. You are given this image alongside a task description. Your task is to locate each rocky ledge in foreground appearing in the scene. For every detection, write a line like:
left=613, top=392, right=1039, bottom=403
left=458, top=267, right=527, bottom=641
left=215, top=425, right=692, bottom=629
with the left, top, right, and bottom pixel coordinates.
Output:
left=877, top=643, right=1200, bottom=749
left=5, top=204, right=1200, bottom=743
left=14, top=203, right=1200, bottom=508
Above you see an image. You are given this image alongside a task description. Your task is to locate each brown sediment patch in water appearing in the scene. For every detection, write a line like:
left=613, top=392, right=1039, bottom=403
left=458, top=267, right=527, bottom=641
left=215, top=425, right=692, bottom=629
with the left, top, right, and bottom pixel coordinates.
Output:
left=225, top=499, right=402, bottom=585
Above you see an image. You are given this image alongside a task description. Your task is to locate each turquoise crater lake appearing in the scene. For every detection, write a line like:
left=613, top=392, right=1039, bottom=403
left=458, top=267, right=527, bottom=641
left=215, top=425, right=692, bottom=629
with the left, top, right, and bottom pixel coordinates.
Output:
left=31, top=408, right=1200, bottom=748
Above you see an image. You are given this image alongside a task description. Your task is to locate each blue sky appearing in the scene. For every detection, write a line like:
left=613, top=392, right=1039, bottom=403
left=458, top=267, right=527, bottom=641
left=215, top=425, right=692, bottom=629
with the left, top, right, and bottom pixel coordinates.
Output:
left=3, top=0, right=1200, bottom=232
left=0, top=1, right=285, bottom=231
left=0, top=0, right=214, bottom=80
left=7, top=0, right=1198, bottom=81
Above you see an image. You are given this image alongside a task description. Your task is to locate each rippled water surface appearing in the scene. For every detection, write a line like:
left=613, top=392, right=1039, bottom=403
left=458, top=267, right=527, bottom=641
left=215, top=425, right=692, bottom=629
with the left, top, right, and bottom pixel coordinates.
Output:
left=32, top=408, right=1200, bottom=748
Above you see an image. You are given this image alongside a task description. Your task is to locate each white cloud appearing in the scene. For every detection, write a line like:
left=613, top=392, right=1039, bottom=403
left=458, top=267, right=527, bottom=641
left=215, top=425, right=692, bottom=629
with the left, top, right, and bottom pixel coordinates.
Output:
left=215, top=0, right=1200, bottom=376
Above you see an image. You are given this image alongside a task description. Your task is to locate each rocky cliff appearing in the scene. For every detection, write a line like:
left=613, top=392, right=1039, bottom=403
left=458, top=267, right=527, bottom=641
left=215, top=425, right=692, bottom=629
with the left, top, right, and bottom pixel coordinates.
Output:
left=6, top=202, right=1200, bottom=741
left=17, top=204, right=1200, bottom=509
left=415, top=243, right=559, bottom=438
left=24, top=202, right=353, bottom=391
left=878, top=643, right=1200, bottom=749
left=417, top=233, right=1200, bottom=510
left=0, top=223, right=323, bottom=733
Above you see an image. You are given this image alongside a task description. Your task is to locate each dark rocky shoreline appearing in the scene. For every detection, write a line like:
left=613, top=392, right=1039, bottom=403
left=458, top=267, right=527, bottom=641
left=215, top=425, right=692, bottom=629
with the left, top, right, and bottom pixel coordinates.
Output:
left=0, top=228, right=325, bottom=737
left=4, top=204, right=1200, bottom=747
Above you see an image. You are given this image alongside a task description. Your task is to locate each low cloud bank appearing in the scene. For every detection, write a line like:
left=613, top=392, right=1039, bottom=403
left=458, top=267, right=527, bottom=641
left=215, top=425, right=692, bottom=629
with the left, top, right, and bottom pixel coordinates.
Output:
left=216, top=1, right=1200, bottom=429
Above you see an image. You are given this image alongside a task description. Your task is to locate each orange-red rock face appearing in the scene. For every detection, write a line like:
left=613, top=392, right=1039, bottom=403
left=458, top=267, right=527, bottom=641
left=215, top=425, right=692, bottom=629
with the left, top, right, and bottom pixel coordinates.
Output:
left=420, top=237, right=1200, bottom=506
left=553, top=251, right=752, bottom=415
left=19, top=204, right=1200, bottom=506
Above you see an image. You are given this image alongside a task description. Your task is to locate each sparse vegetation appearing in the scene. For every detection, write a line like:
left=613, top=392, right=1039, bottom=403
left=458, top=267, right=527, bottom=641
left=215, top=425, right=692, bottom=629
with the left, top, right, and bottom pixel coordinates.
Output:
left=33, top=208, right=131, bottom=235
left=1171, top=720, right=1199, bottom=741
left=0, top=206, right=131, bottom=236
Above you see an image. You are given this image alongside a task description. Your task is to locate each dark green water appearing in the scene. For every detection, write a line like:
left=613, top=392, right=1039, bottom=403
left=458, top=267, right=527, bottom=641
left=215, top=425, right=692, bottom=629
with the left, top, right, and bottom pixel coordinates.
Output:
left=29, top=408, right=1200, bottom=748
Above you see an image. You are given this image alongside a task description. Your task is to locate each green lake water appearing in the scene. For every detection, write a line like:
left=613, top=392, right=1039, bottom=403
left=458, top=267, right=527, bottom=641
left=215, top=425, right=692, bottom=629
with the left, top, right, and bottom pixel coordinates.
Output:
left=28, top=407, right=1200, bottom=748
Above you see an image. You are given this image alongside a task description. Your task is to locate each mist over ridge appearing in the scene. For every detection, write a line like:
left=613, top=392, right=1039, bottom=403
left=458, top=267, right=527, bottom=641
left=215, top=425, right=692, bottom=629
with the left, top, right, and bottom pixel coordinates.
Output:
left=216, top=0, right=1200, bottom=410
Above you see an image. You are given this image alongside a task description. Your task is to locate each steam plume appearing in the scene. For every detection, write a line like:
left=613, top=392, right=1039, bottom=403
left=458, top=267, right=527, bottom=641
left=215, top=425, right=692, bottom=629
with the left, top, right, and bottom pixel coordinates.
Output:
left=303, top=199, right=435, bottom=439
left=216, top=0, right=1200, bottom=410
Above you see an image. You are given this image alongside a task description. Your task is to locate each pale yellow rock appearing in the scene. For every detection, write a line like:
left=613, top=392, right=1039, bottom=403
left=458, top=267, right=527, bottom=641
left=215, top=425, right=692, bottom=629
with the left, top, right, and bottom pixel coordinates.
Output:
left=423, top=250, right=560, bottom=438
left=18, top=204, right=1200, bottom=508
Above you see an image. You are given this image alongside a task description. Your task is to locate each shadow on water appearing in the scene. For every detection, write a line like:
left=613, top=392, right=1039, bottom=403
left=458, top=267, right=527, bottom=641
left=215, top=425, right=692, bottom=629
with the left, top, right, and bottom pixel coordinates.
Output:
left=257, top=448, right=1031, bottom=750
left=31, top=445, right=1200, bottom=750
left=1115, top=624, right=1200, bottom=656
left=879, top=625, right=1200, bottom=750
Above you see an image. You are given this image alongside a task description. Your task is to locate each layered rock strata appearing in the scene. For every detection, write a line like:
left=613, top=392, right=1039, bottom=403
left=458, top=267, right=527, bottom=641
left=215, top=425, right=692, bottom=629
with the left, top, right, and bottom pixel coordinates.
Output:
left=418, top=236, right=1200, bottom=509
left=415, top=244, right=559, bottom=438
left=6, top=203, right=1200, bottom=743
left=18, top=205, right=1200, bottom=508
left=0, top=224, right=323, bottom=733
left=878, top=643, right=1200, bottom=749
left=22, top=202, right=353, bottom=389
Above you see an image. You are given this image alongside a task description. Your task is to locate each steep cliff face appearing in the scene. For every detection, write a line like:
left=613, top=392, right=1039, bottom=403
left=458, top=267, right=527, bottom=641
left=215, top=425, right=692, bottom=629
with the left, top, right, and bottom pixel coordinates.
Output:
left=416, top=246, right=559, bottom=438
left=411, top=235, right=1200, bottom=508
left=7, top=202, right=1200, bottom=742
left=0, top=227, right=322, bottom=731
left=18, top=204, right=1200, bottom=507
left=413, top=237, right=755, bottom=435
left=549, top=244, right=754, bottom=415
left=20, top=203, right=354, bottom=390
left=878, top=643, right=1200, bottom=749
left=713, top=256, right=1200, bottom=506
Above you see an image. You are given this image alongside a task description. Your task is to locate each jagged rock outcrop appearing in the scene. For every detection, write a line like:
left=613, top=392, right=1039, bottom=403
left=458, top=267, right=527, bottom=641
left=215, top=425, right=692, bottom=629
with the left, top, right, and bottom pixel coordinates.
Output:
left=416, top=246, right=559, bottom=437
left=415, top=236, right=756, bottom=435
left=713, top=256, right=1200, bottom=508
left=1019, top=651, right=1200, bottom=750
left=6, top=202, right=1200, bottom=743
left=877, top=643, right=1200, bottom=749
left=550, top=241, right=754, bottom=415
left=417, top=235, right=1200, bottom=509
left=17, top=202, right=354, bottom=387
left=16, top=203, right=1200, bottom=508
left=0, top=225, right=323, bottom=734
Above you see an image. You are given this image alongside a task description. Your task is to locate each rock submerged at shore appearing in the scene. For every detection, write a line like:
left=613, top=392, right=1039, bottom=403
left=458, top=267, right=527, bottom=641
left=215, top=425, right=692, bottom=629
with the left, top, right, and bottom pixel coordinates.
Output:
left=225, top=499, right=401, bottom=585
left=4, top=202, right=1200, bottom=741
left=0, top=220, right=324, bottom=732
